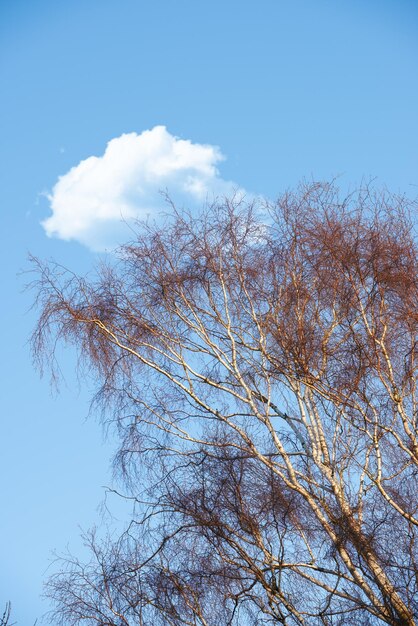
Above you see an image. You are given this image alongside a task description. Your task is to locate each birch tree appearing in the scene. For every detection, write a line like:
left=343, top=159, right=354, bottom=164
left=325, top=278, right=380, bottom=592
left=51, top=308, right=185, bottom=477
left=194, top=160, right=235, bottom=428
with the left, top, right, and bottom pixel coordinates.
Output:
left=33, top=182, right=418, bottom=625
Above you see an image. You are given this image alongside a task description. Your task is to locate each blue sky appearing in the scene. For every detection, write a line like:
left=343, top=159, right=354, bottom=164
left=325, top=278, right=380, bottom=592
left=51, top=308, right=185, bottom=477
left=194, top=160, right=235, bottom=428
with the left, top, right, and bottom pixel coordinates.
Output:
left=1, top=0, right=418, bottom=622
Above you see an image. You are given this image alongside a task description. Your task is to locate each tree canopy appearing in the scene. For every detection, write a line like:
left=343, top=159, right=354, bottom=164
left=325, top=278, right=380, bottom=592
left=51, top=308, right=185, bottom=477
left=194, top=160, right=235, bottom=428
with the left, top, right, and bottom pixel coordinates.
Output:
left=32, top=182, right=418, bottom=625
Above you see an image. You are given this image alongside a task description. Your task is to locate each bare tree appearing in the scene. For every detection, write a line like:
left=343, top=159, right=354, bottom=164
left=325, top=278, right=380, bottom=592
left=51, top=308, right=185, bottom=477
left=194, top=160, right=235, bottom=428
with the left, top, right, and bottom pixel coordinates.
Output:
left=32, top=182, right=418, bottom=625
left=1, top=604, right=13, bottom=626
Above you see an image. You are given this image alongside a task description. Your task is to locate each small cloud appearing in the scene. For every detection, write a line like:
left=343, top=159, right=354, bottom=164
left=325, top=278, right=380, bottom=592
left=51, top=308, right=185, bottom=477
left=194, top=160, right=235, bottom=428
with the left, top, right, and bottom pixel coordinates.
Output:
left=42, top=126, right=244, bottom=250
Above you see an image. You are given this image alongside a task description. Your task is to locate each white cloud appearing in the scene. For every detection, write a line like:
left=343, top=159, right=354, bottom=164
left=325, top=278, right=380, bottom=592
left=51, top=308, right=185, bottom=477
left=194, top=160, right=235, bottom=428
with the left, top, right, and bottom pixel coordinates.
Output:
left=42, top=126, right=244, bottom=250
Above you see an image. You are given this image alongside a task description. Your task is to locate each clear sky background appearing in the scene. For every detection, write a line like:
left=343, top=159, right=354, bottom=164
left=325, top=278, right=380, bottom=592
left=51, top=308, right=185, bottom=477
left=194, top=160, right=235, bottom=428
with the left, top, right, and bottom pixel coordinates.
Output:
left=1, top=0, right=418, bottom=623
